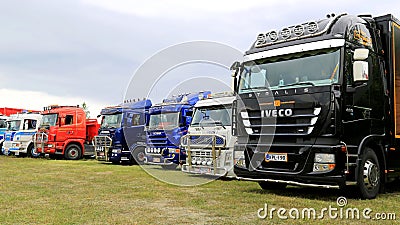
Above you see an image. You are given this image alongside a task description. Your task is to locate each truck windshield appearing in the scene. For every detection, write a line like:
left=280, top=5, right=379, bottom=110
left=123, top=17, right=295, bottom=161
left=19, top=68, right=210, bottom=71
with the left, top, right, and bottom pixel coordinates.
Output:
left=148, top=112, right=180, bottom=130
left=41, top=114, right=58, bottom=127
left=7, top=120, right=21, bottom=131
left=0, top=119, right=6, bottom=128
left=191, top=106, right=232, bottom=127
left=239, top=48, right=340, bottom=94
left=101, top=113, right=122, bottom=129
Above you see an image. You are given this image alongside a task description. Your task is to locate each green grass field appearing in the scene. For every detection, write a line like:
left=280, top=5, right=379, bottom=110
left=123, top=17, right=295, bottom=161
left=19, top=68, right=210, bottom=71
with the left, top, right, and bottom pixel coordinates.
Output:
left=0, top=156, right=399, bottom=224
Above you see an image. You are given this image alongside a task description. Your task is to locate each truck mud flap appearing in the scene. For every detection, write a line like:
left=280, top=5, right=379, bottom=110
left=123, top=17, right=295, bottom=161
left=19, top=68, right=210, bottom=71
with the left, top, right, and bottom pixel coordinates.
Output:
left=84, top=144, right=95, bottom=156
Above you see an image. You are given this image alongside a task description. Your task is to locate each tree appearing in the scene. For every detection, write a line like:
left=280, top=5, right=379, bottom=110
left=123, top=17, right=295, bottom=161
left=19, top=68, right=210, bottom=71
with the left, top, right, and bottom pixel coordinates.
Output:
left=82, top=102, right=90, bottom=118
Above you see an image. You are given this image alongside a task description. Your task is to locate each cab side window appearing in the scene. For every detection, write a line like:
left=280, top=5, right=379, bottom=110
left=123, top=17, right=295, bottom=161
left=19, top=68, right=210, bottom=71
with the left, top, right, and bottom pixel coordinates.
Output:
left=132, top=114, right=141, bottom=126
left=65, top=115, right=73, bottom=125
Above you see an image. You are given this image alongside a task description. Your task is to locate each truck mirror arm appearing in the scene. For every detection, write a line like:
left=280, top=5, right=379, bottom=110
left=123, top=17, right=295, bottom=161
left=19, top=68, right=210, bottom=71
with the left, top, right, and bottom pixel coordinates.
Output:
left=346, top=83, right=367, bottom=93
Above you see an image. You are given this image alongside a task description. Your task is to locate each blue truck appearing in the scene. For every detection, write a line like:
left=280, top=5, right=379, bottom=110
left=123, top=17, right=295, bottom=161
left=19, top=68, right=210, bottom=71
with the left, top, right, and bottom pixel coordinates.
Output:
left=93, top=99, right=152, bottom=164
left=145, top=92, right=210, bottom=169
left=0, top=115, right=8, bottom=154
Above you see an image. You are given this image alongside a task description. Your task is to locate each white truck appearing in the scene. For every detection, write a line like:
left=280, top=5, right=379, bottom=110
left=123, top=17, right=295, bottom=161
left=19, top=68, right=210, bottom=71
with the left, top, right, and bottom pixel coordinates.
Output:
left=2, top=113, right=42, bottom=157
left=181, top=92, right=243, bottom=178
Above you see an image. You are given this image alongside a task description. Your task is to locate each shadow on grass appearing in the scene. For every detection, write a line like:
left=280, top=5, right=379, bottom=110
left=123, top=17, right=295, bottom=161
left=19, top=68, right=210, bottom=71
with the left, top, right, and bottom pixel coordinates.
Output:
left=245, top=179, right=400, bottom=201
left=247, top=186, right=343, bottom=201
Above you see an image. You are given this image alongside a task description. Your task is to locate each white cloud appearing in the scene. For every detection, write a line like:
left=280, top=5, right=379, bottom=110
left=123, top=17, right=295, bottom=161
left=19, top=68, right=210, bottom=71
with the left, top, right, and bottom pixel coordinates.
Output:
left=82, top=0, right=278, bottom=18
left=0, top=89, right=106, bottom=118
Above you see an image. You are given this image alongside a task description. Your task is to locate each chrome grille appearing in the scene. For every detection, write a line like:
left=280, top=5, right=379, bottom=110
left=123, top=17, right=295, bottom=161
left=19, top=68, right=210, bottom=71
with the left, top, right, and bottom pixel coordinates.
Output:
left=240, top=107, right=321, bottom=136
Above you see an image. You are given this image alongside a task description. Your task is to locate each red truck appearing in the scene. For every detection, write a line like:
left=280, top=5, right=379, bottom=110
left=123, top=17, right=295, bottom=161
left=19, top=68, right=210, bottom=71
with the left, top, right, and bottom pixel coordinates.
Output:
left=0, top=107, right=40, bottom=116
left=34, top=105, right=99, bottom=160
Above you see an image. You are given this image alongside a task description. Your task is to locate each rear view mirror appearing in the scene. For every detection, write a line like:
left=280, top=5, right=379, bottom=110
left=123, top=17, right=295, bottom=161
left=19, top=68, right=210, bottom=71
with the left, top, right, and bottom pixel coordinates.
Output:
left=230, top=61, right=241, bottom=73
left=353, top=61, right=369, bottom=82
left=186, top=116, right=192, bottom=126
left=353, top=48, right=369, bottom=60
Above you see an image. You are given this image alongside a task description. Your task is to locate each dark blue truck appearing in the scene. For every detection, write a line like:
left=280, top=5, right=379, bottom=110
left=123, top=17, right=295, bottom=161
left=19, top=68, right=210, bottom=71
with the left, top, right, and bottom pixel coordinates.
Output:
left=93, top=99, right=152, bottom=164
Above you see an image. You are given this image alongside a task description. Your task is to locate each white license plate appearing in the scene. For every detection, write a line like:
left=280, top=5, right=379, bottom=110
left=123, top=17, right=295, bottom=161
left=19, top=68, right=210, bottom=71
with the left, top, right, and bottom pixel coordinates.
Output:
left=96, top=147, right=104, bottom=152
left=153, top=158, right=160, bottom=163
left=15, top=151, right=19, bottom=156
left=196, top=167, right=211, bottom=174
left=265, top=153, right=287, bottom=162
left=121, top=157, right=128, bottom=160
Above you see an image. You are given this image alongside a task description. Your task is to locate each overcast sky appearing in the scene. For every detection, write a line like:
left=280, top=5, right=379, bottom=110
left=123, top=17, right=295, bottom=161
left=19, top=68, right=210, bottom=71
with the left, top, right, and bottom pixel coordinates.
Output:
left=0, top=0, right=399, bottom=117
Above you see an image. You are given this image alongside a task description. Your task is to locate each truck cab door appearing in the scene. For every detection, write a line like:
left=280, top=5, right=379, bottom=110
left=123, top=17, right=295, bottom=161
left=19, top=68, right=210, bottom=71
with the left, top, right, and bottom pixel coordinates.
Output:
left=124, top=112, right=146, bottom=147
left=59, top=114, right=78, bottom=143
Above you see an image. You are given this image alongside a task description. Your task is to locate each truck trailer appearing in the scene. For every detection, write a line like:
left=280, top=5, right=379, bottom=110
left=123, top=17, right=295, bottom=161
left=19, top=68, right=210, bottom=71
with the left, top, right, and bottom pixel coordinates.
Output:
left=231, top=13, right=400, bottom=198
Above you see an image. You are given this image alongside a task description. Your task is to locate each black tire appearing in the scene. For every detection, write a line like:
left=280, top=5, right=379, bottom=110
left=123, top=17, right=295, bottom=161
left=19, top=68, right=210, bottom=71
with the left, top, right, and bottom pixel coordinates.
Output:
left=258, top=181, right=287, bottom=190
left=28, top=143, right=41, bottom=158
left=0, top=143, right=3, bottom=155
left=356, top=148, right=381, bottom=199
left=131, top=146, right=145, bottom=165
left=64, top=144, right=82, bottom=160
left=161, top=164, right=178, bottom=170
left=2, top=146, right=10, bottom=156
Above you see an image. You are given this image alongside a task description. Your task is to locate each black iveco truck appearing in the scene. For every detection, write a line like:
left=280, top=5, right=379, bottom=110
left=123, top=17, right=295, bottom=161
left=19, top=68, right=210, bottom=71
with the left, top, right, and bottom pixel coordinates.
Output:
left=232, top=13, right=400, bottom=199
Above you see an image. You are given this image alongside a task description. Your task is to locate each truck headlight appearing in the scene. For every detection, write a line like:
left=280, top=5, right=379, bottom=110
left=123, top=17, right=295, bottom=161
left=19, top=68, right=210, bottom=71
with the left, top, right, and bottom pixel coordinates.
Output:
left=314, top=153, right=335, bottom=163
left=168, top=148, right=178, bottom=154
left=313, top=163, right=335, bottom=172
left=112, top=149, right=121, bottom=154
left=12, top=143, right=20, bottom=147
left=235, top=157, right=246, bottom=168
left=313, top=153, right=335, bottom=172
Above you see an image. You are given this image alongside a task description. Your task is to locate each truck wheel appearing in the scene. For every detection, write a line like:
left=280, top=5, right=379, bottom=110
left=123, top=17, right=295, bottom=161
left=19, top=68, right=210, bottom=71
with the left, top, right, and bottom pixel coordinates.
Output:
left=28, top=143, right=41, bottom=158
left=131, top=146, right=145, bottom=165
left=258, top=181, right=287, bottom=190
left=161, top=164, right=178, bottom=170
left=2, top=148, right=10, bottom=156
left=356, top=148, right=381, bottom=199
left=65, top=144, right=82, bottom=160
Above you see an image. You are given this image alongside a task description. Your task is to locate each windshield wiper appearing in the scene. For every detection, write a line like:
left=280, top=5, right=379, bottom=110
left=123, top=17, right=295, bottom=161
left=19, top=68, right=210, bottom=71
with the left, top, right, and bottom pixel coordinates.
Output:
left=240, top=86, right=268, bottom=91
left=279, top=81, right=315, bottom=88
left=214, top=121, right=226, bottom=129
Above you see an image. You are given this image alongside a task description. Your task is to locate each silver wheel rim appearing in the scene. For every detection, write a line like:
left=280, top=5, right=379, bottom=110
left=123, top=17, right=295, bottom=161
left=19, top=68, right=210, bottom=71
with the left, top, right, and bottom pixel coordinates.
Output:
left=137, top=152, right=145, bottom=162
left=69, top=148, right=78, bottom=158
left=363, top=159, right=379, bottom=189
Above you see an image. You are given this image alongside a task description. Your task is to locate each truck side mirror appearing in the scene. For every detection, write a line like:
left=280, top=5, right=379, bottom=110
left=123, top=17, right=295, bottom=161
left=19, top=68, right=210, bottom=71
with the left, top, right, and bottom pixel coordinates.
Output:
left=353, top=48, right=369, bottom=83
left=230, top=61, right=241, bottom=93
left=353, top=48, right=369, bottom=60
left=230, top=61, right=240, bottom=73
left=186, top=116, right=192, bottom=126
left=353, top=61, right=369, bottom=82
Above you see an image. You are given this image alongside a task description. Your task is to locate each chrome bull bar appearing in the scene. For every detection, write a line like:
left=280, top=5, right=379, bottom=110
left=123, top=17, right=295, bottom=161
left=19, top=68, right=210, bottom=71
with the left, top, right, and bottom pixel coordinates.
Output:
left=181, top=134, right=226, bottom=175
left=33, top=133, right=48, bottom=153
left=92, top=136, right=112, bottom=161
